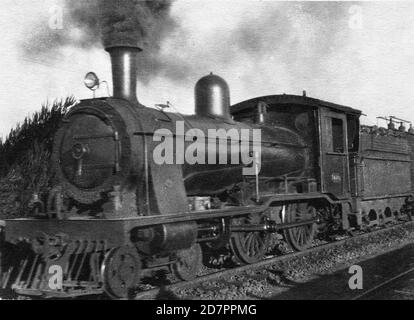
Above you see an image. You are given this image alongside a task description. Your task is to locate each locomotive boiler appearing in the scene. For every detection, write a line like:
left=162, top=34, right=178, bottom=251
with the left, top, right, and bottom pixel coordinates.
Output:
left=54, top=46, right=307, bottom=211
left=1, top=44, right=413, bottom=299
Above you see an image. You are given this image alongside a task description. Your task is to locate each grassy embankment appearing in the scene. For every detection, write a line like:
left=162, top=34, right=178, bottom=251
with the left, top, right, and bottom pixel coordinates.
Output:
left=0, top=97, right=76, bottom=219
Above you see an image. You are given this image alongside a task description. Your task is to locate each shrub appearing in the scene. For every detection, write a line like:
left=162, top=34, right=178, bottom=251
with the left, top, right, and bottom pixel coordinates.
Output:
left=0, top=97, right=76, bottom=218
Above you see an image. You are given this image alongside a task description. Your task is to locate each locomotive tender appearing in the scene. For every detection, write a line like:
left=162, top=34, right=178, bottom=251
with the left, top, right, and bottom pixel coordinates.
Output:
left=1, top=44, right=413, bottom=298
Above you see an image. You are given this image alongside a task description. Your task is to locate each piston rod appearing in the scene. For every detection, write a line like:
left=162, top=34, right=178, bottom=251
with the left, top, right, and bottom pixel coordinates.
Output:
left=231, top=219, right=317, bottom=233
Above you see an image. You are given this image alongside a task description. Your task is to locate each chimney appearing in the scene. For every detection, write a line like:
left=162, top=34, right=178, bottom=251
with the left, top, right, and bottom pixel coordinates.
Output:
left=105, top=45, right=141, bottom=105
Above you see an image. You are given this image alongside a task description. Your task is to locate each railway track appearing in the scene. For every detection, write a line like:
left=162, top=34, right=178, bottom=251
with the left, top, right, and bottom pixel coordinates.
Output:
left=133, top=220, right=414, bottom=300
left=353, top=263, right=414, bottom=300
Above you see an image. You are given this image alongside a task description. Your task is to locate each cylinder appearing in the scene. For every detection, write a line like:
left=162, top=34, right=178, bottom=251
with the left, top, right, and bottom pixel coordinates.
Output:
left=105, top=45, right=141, bottom=105
left=133, top=222, right=198, bottom=255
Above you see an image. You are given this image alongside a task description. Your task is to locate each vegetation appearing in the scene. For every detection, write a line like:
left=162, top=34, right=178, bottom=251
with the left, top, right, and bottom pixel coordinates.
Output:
left=0, top=97, right=76, bottom=218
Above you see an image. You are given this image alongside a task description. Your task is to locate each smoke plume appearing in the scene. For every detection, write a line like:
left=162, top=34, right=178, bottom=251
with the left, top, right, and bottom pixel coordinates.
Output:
left=17, top=1, right=414, bottom=128
left=20, top=1, right=359, bottom=85
left=139, top=1, right=358, bottom=84
left=20, top=0, right=176, bottom=82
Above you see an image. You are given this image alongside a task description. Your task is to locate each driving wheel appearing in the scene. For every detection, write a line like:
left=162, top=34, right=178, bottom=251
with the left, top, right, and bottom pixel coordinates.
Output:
left=230, top=213, right=271, bottom=264
left=283, top=202, right=316, bottom=251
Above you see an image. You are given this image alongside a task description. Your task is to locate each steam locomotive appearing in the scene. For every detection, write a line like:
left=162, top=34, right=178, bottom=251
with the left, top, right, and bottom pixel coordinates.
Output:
left=0, top=45, right=413, bottom=299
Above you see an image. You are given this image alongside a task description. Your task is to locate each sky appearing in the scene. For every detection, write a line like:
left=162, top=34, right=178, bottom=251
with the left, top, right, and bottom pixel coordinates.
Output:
left=1, top=0, right=414, bottom=138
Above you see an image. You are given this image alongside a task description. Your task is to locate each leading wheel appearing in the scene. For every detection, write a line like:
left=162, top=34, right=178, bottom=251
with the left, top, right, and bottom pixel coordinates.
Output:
left=230, top=213, right=271, bottom=264
left=283, top=202, right=316, bottom=251
left=101, top=246, right=142, bottom=299
left=172, top=243, right=202, bottom=281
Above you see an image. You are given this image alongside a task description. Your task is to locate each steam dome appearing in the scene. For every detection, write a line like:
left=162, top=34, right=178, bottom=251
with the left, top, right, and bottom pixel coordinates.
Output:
left=195, top=73, right=231, bottom=120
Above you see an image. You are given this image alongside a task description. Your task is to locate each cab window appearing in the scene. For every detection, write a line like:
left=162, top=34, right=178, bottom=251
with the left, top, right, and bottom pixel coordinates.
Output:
left=331, top=118, right=344, bottom=153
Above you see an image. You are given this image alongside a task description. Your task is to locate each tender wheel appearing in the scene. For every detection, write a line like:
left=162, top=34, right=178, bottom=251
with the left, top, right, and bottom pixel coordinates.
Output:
left=101, top=246, right=142, bottom=299
left=230, top=213, right=271, bottom=264
left=283, top=202, right=316, bottom=251
left=172, top=243, right=202, bottom=281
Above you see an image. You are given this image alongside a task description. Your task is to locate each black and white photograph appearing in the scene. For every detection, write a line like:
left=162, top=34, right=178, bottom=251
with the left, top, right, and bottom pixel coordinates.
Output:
left=1, top=0, right=414, bottom=307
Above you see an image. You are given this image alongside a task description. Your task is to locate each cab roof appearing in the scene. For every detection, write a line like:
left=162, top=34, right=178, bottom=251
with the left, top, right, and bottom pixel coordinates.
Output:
left=230, top=94, right=362, bottom=116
